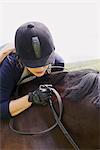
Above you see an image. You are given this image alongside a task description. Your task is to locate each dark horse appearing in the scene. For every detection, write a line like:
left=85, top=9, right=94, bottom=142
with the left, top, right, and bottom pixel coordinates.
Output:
left=0, top=69, right=100, bottom=150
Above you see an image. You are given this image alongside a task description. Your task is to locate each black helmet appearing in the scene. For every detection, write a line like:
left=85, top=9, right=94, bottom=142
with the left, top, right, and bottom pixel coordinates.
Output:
left=15, top=22, right=55, bottom=68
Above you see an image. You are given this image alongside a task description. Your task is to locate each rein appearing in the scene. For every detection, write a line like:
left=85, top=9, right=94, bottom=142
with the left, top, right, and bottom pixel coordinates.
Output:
left=9, top=66, right=80, bottom=150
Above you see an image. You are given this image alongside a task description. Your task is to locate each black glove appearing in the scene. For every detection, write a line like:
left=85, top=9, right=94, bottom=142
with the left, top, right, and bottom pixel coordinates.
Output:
left=28, top=85, right=52, bottom=106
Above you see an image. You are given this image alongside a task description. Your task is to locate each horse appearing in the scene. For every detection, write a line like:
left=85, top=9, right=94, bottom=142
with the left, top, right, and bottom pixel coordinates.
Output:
left=0, top=70, right=100, bottom=150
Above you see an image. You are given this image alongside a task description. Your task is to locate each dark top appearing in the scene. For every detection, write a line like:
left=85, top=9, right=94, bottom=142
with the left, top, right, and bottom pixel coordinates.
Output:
left=0, top=52, right=64, bottom=119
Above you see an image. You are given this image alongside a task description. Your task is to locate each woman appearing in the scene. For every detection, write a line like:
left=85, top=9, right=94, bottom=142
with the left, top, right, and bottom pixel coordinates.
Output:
left=0, top=22, right=64, bottom=119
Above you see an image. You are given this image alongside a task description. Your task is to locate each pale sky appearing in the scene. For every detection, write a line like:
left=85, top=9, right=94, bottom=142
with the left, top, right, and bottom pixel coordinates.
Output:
left=0, top=0, right=100, bottom=63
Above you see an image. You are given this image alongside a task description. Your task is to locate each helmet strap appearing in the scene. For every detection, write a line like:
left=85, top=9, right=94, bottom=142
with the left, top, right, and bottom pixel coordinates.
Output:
left=47, top=64, right=52, bottom=74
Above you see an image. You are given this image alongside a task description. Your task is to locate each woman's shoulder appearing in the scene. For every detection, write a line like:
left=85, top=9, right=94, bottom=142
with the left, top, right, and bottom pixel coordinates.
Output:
left=0, top=52, right=24, bottom=81
left=54, top=52, right=64, bottom=64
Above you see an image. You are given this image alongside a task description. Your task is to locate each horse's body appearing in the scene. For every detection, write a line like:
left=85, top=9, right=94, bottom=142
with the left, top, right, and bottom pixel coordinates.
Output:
left=0, top=71, right=100, bottom=149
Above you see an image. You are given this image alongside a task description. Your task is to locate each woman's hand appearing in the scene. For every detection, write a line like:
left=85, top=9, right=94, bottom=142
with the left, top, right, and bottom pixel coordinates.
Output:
left=28, top=86, right=52, bottom=106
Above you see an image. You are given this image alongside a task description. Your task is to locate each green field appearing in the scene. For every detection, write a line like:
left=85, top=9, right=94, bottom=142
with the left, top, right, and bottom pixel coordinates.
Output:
left=65, top=59, right=100, bottom=72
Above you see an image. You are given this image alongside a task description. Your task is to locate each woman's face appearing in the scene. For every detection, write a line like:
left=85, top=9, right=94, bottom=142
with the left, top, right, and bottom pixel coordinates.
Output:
left=26, top=65, right=48, bottom=77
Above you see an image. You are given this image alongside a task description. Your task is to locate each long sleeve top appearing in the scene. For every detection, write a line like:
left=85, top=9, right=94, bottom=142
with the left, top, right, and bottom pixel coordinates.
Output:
left=0, top=52, right=64, bottom=119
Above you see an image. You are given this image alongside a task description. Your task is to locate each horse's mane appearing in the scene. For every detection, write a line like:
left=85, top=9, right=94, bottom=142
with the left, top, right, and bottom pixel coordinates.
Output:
left=17, top=69, right=100, bottom=108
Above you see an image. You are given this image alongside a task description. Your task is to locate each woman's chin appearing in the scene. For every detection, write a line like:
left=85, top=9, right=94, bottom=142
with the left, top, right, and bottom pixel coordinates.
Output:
left=33, top=72, right=45, bottom=77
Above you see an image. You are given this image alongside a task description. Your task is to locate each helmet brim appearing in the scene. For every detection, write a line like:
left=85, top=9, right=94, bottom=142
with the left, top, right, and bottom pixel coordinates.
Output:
left=21, top=51, right=55, bottom=68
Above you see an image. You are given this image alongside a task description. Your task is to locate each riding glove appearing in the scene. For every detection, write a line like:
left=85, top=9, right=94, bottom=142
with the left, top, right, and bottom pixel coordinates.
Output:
left=28, top=87, right=52, bottom=105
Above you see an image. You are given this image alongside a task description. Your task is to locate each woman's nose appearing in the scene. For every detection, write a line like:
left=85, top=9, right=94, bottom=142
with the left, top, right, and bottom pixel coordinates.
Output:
left=39, top=67, right=44, bottom=70
left=40, top=67, right=44, bottom=69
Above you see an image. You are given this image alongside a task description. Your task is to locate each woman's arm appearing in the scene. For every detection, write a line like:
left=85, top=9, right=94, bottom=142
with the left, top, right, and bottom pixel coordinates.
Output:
left=0, top=52, right=25, bottom=119
left=9, top=95, right=32, bottom=117
left=0, top=43, right=16, bottom=64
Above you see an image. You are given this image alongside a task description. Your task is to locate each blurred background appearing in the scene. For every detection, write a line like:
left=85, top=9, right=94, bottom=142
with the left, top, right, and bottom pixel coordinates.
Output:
left=0, top=0, right=99, bottom=63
